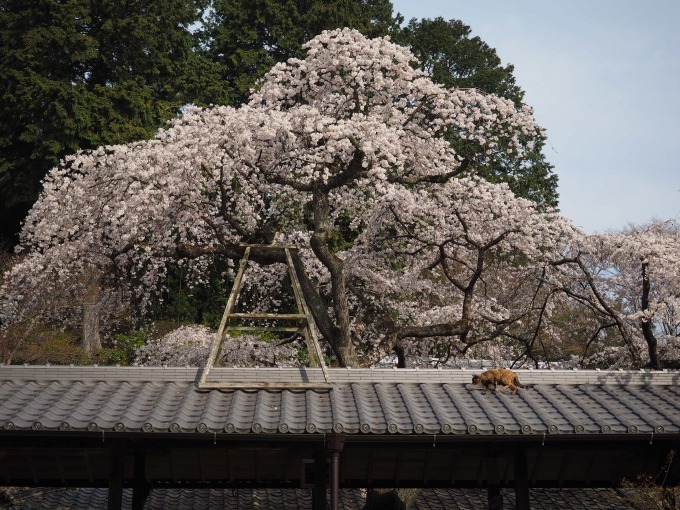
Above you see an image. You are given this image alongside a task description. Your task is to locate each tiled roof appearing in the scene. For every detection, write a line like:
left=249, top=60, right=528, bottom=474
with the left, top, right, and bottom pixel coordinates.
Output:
left=0, top=366, right=679, bottom=436
left=0, top=487, right=640, bottom=510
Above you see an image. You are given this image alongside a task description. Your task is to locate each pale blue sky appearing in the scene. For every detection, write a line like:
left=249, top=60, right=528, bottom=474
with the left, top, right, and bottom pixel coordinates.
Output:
left=392, top=0, right=680, bottom=233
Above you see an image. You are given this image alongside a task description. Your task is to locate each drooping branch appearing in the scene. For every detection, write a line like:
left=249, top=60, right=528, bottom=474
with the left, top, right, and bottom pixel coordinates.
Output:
left=579, top=322, right=618, bottom=366
left=389, top=157, right=471, bottom=185
left=207, top=164, right=251, bottom=239
left=267, top=144, right=367, bottom=194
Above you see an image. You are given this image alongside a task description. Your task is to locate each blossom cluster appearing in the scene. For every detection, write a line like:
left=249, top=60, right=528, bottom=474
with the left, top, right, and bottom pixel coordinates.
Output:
left=133, top=325, right=299, bottom=367
left=4, top=29, right=677, bottom=369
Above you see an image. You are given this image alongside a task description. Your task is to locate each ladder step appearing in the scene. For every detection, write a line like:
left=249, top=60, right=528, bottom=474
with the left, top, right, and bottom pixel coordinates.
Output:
left=225, top=326, right=303, bottom=333
left=229, top=313, right=307, bottom=320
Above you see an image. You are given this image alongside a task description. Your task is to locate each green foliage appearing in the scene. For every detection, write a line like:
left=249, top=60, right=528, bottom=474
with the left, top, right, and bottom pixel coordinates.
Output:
left=150, top=262, right=231, bottom=329
left=0, top=323, right=90, bottom=365
left=200, top=0, right=402, bottom=104
left=0, top=0, right=210, bottom=246
left=397, top=17, right=524, bottom=103
left=98, top=330, right=148, bottom=365
left=0, top=320, right=149, bottom=366
left=289, top=341, right=332, bottom=367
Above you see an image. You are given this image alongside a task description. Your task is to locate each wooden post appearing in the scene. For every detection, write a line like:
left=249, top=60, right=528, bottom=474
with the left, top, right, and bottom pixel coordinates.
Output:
left=312, top=447, right=328, bottom=510
left=330, top=450, right=340, bottom=510
left=486, top=453, right=503, bottom=510
left=329, top=435, right=345, bottom=510
left=132, top=449, right=149, bottom=510
left=198, top=244, right=331, bottom=389
left=108, top=441, right=124, bottom=510
left=514, top=446, right=530, bottom=510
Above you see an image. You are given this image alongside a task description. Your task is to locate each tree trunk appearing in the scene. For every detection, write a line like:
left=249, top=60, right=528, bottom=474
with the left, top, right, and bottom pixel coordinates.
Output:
left=640, top=262, right=661, bottom=369
left=82, top=269, right=103, bottom=353
left=310, top=188, right=358, bottom=367
left=82, top=302, right=102, bottom=353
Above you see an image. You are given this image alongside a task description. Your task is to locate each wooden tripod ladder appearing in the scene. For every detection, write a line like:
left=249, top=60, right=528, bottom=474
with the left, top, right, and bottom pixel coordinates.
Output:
left=197, top=245, right=331, bottom=389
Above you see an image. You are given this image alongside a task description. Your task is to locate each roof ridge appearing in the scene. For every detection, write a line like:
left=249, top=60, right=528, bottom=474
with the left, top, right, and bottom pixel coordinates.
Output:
left=0, top=365, right=678, bottom=386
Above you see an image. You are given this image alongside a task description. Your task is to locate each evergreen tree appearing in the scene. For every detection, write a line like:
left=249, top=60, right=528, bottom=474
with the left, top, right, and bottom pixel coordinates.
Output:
left=0, top=0, right=209, bottom=247
left=201, top=0, right=402, bottom=104
left=397, top=17, right=558, bottom=208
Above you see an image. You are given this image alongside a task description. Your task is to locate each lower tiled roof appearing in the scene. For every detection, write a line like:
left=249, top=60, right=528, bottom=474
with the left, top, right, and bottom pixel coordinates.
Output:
left=0, top=366, right=678, bottom=436
left=0, top=487, right=641, bottom=510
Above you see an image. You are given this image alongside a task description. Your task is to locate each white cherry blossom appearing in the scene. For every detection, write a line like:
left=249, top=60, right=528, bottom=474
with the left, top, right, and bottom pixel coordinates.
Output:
left=3, top=29, right=611, bottom=367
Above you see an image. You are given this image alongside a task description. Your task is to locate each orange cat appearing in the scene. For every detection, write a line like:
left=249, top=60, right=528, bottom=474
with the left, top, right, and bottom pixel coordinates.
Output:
left=472, top=369, right=525, bottom=394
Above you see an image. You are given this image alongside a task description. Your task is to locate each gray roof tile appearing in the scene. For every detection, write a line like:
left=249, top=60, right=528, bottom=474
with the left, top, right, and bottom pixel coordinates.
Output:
left=397, top=384, right=439, bottom=434
left=329, top=384, right=359, bottom=433
left=252, top=390, right=282, bottom=433
left=375, top=383, right=410, bottom=433
left=468, top=387, right=521, bottom=434
left=443, top=384, right=494, bottom=434
left=0, top=487, right=641, bottom=510
left=304, top=389, right=332, bottom=433
left=622, top=386, right=678, bottom=432
left=0, top=367, right=679, bottom=437
left=225, top=390, right=255, bottom=433
left=351, top=383, right=383, bottom=433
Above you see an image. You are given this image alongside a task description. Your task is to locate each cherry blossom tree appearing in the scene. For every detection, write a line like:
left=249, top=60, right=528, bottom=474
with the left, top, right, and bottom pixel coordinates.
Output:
left=554, top=220, right=680, bottom=369
left=344, top=176, right=576, bottom=366
left=4, top=29, right=573, bottom=364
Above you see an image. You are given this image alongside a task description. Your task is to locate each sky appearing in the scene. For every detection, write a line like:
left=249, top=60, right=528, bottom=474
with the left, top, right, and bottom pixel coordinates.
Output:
left=391, top=0, right=680, bottom=233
